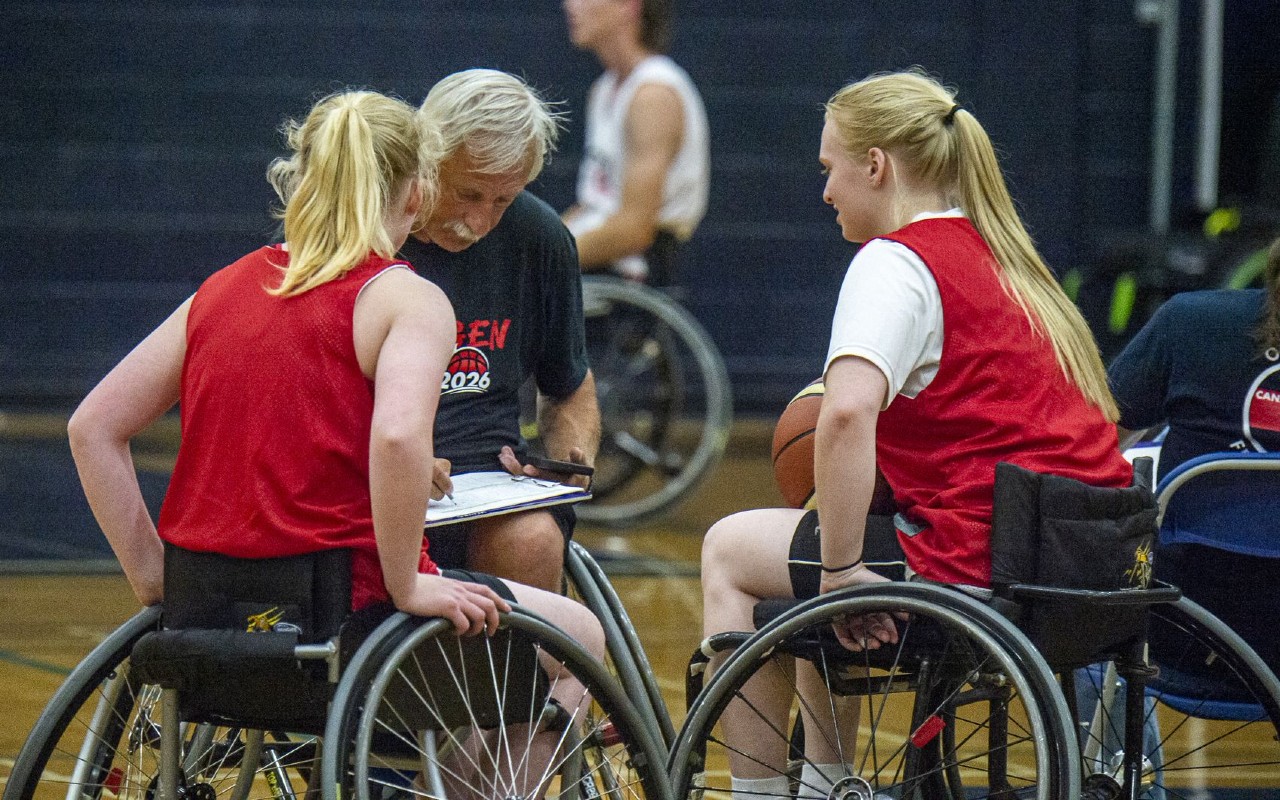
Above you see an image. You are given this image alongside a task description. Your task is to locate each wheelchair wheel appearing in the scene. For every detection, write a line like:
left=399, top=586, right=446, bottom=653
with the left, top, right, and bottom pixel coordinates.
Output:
left=322, top=607, right=672, bottom=800
left=1076, top=596, right=1280, bottom=797
left=4, top=606, right=321, bottom=800
left=565, top=540, right=676, bottom=748
left=4, top=608, right=159, bottom=800
left=669, top=584, right=1079, bottom=800
left=579, top=276, right=733, bottom=527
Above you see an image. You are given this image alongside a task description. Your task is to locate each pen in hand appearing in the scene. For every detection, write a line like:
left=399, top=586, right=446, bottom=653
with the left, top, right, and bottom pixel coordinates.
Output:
left=431, top=457, right=454, bottom=503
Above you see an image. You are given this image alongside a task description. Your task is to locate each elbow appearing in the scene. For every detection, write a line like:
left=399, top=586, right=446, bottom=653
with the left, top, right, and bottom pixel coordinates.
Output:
left=370, top=408, right=432, bottom=458
left=629, top=221, right=659, bottom=255
left=816, top=395, right=880, bottom=443
left=67, top=400, right=106, bottom=463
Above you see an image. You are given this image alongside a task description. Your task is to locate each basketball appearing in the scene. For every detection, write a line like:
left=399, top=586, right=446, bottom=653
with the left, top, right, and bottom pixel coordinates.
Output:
left=771, top=379, right=824, bottom=508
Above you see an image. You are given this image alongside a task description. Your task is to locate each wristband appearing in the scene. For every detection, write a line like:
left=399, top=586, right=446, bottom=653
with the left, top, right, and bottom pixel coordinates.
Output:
left=820, top=560, right=863, bottom=574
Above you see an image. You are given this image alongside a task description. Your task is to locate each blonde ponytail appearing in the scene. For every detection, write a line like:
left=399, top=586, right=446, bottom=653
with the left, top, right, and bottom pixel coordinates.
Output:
left=950, top=111, right=1119, bottom=421
left=266, top=91, right=420, bottom=297
left=826, top=71, right=1119, bottom=421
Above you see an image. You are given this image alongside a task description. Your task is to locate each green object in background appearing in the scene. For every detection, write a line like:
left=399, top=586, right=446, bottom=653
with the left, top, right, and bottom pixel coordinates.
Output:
left=1203, top=206, right=1242, bottom=239
left=1109, top=272, right=1137, bottom=335
left=1061, top=268, right=1082, bottom=303
left=1225, top=247, right=1270, bottom=290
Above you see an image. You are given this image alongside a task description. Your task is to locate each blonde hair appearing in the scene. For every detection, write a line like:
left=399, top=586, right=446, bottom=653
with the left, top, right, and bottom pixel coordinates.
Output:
left=266, top=90, right=422, bottom=297
left=825, top=70, right=1119, bottom=422
left=418, top=69, right=564, bottom=182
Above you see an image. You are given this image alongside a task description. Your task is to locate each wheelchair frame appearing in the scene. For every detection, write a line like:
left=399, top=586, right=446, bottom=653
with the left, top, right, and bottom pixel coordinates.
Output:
left=671, top=575, right=1280, bottom=800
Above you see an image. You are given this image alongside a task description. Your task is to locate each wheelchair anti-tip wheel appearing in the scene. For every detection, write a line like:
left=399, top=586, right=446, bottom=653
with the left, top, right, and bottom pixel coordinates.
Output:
left=4, top=607, right=322, bottom=800
left=669, top=584, right=1080, bottom=800
left=579, top=276, right=733, bottom=527
left=322, top=607, right=672, bottom=800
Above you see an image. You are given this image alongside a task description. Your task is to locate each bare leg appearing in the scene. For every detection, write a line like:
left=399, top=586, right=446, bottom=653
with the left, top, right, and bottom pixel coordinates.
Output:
left=468, top=510, right=566, bottom=592
left=701, top=508, right=808, bottom=780
left=794, top=661, right=861, bottom=799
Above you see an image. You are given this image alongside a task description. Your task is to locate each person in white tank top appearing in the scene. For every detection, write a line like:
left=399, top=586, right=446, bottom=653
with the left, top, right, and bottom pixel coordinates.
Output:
left=562, top=0, right=710, bottom=282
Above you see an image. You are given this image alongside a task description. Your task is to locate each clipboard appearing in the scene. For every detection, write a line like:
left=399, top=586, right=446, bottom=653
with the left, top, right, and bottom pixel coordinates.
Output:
left=426, top=471, right=592, bottom=527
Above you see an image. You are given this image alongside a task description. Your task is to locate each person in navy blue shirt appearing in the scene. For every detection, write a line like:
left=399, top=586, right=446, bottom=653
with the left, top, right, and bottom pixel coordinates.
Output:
left=1108, top=236, right=1280, bottom=481
left=1107, top=235, right=1280, bottom=670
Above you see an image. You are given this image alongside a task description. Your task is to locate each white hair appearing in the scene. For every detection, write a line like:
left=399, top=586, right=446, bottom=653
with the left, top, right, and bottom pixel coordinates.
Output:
left=418, top=68, right=565, bottom=181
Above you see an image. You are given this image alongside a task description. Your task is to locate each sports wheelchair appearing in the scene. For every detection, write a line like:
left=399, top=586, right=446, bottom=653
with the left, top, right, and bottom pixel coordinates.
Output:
left=576, top=275, right=733, bottom=528
left=671, top=459, right=1280, bottom=799
left=4, top=543, right=672, bottom=800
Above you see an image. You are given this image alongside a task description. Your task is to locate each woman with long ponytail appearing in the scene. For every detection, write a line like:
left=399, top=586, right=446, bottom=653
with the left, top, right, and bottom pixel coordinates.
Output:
left=699, top=69, right=1132, bottom=800
left=67, top=88, right=601, bottom=661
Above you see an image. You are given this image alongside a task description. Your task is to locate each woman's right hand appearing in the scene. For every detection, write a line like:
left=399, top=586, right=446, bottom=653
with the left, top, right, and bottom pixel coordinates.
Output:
left=820, top=564, right=902, bottom=653
left=399, top=573, right=512, bottom=636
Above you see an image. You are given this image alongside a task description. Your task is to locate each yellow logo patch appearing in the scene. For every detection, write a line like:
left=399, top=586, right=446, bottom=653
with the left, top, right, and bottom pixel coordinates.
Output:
left=1124, top=541, right=1154, bottom=590
left=246, top=607, right=284, bottom=633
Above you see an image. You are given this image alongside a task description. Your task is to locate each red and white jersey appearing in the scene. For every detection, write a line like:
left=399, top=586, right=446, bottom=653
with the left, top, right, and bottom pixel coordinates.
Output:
left=844, top=217, right=1130, bottom=587
left=159, top=247, right=439, bottom=610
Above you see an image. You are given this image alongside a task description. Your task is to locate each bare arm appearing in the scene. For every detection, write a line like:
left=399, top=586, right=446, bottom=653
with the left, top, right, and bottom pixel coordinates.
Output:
left=814, top=356, right=900, bottom=651
left=528, top=371, right=601, bottom=488
left=571, top=83, right=684, bottom=270
left=356, top=270, right=509, bottom=633
left=814, top=356, right=889, bottom=587
left=67, top=298, right=191, bottom=606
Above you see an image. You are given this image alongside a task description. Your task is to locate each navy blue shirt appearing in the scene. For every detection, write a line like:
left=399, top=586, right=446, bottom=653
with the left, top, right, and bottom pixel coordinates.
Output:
left=1108, top=288, right=1280, bottom=480
left=399, top=191, right=589, bottom=474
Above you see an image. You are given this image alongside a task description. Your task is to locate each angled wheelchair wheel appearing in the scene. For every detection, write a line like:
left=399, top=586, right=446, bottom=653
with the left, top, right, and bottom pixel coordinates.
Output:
left=4, top=608, right=160, bottom=800
left=322, top=607, right=671, bottom=800
left=5, top=606, right=321, bottom=800
left=669, top=584, right=1079, bottom=800
left=1076, top=596, right=1280, bottom=798
left=565, top=540, right=676, bottom=749
left=579, top=276, right=733, bottom=527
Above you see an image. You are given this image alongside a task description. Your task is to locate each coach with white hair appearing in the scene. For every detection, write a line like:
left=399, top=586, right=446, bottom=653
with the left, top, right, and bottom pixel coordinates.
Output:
left=401, top=69, right=600, bottom=593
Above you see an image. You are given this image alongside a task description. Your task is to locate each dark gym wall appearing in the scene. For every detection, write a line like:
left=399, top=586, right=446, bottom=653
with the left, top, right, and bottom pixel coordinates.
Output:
left=0, top=1, right=1155, bottom=414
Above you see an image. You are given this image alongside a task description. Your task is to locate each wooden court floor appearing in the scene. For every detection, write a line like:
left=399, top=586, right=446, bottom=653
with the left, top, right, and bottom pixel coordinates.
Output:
left=0, top=418, right=781, bottom=780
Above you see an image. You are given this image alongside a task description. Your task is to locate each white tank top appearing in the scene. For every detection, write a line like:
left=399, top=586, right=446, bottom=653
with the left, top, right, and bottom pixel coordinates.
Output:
left=569, top=55, right=710, bottom=280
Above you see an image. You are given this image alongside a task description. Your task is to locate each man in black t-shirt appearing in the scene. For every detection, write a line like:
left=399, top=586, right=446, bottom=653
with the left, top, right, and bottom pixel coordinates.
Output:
left=404, top=69, right=600, bottom=592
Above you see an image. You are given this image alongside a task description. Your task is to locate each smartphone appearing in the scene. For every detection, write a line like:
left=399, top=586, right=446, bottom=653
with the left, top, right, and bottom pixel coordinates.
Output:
left=525, top=454, right=595, bottom=477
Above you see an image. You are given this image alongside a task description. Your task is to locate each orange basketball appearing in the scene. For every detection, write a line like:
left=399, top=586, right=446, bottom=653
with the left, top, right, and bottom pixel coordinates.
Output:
left=771, top=379, right=824, bottom=508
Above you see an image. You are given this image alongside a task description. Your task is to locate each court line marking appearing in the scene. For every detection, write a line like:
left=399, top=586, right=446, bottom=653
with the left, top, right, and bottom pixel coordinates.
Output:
left=0, top=649, right=72, bottom=676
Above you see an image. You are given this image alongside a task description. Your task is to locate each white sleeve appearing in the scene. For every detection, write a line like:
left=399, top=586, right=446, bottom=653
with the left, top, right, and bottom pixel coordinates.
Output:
left=824, top=239, right=943, bottom=406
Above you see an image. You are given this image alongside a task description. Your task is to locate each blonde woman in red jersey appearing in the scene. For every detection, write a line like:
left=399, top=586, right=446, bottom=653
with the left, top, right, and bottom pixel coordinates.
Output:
left=67, top=90, right=602, bottom=655
left=699, top=71, right=1129, bottom=800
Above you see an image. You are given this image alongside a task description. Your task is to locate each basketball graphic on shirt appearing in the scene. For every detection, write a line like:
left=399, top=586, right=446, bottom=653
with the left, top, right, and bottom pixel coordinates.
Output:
left=1243, top=363, right=1280, bottom=451
left=442, top=346, right=492, bottom=395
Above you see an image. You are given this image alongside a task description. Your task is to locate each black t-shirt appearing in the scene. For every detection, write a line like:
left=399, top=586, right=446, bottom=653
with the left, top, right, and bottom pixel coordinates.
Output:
left=399, top=191, right=589, bottom=473
left=1108, top=288, right=1280, bottom=480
